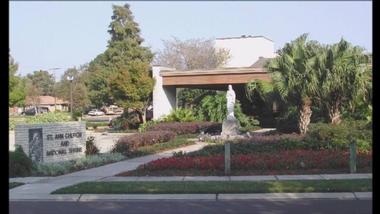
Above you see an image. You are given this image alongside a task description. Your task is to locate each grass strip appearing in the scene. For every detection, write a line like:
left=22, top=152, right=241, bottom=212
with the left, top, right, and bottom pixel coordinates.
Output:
left=52, top=179, right=371, bottom=194
left=9, top=182, right=24, bottom=189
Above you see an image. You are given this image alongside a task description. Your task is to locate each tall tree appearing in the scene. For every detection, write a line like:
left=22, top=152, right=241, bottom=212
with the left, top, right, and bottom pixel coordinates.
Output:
left=26, top=70, right=55, bottom=96
left=9, top=54, right=26, bottom=107
left=314, top=39, right=371, bottom=124
left=87, top=4, right=154, bottom=123
left=267, top=34, right=320, bottom=134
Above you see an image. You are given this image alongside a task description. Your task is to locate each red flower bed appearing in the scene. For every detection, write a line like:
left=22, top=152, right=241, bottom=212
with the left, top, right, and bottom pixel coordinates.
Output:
left=146, top=122, right=221, bottom=135
left=140, top=150, right=372, bottom=171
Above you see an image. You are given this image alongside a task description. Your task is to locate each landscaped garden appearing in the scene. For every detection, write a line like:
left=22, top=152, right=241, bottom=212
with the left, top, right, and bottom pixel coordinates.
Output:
left=118, top=120, right=372, bottom=176
left=9, top=121, right=220, bottom=177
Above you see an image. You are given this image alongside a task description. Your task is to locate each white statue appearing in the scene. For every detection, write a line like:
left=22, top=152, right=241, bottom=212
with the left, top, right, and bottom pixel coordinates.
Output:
left=226, top=85, right=236, bottom=119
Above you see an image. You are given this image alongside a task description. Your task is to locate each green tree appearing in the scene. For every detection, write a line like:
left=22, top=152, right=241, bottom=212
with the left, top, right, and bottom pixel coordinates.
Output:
left=87, top=4, right=154, bottom=123
left=26, top=70, right=55, bottom=96
left=9, top=55, right=26, bottom=107
left=314, top=39, right=371, bottom=124
left=55, top=66, right=91, bottom=113
left=267, top=34, right=320, bottom=134
left=197, top=93, right=258, bottom=128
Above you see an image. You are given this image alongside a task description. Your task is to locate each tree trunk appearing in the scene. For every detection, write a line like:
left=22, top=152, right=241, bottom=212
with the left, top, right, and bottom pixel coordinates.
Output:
left=298, top=98, right=312, bottom=135
left=137, top=108, right=147, bottom=124
left=328, top=107, right=341, bottom=125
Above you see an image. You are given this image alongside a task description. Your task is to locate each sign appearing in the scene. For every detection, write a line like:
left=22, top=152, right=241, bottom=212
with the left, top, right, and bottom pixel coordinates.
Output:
left=15, top=122, right=86, bottom=163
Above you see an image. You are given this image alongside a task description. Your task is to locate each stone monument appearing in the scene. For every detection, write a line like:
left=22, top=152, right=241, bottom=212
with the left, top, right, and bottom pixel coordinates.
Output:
left=221, top=85, right=241, bottom=138
left=15, top=122, right=86, bottom=163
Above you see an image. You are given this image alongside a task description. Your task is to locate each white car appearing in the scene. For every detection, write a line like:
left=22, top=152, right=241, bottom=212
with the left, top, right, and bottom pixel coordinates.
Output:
left=88, top=109, right=105, bottom=116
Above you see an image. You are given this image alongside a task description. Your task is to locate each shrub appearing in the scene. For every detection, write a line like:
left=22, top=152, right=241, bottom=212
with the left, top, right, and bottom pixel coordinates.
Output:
left=305, top=120, right=372, bottom=152
left=33, top=153, right=125, bottom=176
left=72, top=110, right=83, bottom=121
left=275, top=107, right=298, bottom=133
left=189, top=134, right=305, bottom=157
left=138, top=119, right=160, bottom=133
left=146, top=122, right=221, bottom=135
left=162, top=108, right=196, bottom=122
left=112, top=131, right=177, bottom=155
left=85, top=136, right=99, bottom=156
left=9, top=146, right=33, bottom=177
left=196, top=93, right=258, bottom=129
left=25, top=112, right=72, bottom=124
left=111, top=111, right=141, bottom=130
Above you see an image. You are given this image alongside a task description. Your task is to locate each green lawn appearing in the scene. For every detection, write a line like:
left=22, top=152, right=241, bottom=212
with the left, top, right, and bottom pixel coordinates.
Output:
left=52, top=179, right=372, bottom=194
left=9, top=182, right=24, bottom=189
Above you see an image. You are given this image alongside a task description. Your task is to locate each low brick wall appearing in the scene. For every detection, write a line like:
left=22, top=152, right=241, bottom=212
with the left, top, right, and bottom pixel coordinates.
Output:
left=15, top=122, right=86, bottom=163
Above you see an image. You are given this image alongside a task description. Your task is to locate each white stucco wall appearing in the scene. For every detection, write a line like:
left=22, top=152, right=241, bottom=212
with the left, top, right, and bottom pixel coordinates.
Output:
left=215, top=36, right=276, bottom=67
left=152, top=66, right=177, bottom=120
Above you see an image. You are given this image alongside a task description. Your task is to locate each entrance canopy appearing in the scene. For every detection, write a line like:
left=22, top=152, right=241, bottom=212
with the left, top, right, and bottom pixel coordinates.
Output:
left=160, top=67, right=271, bottom=90
left=152, top=66, right=272, bottom=119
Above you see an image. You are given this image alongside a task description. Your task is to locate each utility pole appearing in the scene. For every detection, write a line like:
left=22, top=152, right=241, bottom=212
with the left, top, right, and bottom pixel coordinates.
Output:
left=67, top=75, right=74, bottom=118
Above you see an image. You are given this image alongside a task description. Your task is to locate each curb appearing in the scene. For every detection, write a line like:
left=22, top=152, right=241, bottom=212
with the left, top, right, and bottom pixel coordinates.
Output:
left=9, top=192, right=372, bottom=201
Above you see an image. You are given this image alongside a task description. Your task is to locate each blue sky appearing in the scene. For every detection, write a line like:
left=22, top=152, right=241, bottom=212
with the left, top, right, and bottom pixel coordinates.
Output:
left=10, top=1, right=372, bottom=80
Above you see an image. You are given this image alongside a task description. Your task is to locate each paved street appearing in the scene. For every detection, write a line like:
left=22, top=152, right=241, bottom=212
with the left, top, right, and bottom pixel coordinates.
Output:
left=9, top=199, right=372, bottom=214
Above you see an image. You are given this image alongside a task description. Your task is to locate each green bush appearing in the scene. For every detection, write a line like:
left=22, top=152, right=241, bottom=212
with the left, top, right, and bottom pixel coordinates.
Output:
left=9, top=146, right=33, bottom=177
left=10, top=113, right=75, bottom=130
left=25, top=112, right=72, bottom=124
left=85, top=136, right=99, bottom=156
left=197, top=93, right=259, bottom=128
left=305, top=120, right=372, bottom=152
left=138, top=119, right=160, bottom=132
left=111, top=111, right=140, bottom=130
left=72, top=110, right=83, bottom=121
left=276, top=107, right=298, bottom=133
left=32, top=153, right=125, bottom=176
left=86, top=122, right=109, bottom=129
left=162, top=108, right=197, bottom=122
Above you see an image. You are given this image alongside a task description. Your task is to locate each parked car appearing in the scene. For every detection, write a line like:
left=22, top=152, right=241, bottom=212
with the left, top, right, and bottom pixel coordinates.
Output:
left=102, top=105, right=124, bottom=115
left=88, top=109, right=105, bottom=116
left=22, top=107, right=50, bottom=116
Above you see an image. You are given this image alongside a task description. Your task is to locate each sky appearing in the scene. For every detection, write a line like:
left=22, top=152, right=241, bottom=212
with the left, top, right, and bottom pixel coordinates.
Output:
left=9, top=1, right=372, bottom=80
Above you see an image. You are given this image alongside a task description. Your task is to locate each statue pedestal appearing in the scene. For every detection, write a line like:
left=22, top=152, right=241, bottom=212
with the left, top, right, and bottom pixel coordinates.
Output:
left=221, top=116, right=241, bottom=138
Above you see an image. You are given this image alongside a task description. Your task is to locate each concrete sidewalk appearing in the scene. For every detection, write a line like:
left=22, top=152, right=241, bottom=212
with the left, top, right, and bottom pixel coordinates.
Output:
left=10, top=173, right=372, bottom=201
left=99, top=173, right=372, bottom=182
left=10, top=142, right=207, bottom=200
left=10, top=192, right=372, bottom=201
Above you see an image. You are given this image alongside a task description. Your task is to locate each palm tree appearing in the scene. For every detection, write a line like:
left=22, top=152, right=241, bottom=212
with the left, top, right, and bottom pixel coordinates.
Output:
left=314, top=39, right=370, bottom=124
left=267, top=34, right=319, bottom=134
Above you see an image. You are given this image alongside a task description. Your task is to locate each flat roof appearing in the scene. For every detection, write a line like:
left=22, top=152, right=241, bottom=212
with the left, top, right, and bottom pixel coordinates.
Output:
left=215, top=35, right=274, bottom=42
left=160, top=67, right=267, bottom=76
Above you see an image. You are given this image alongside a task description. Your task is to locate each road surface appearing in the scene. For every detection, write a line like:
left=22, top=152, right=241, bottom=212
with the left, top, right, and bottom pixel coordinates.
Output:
left=9, top=199, right=372, bottom=214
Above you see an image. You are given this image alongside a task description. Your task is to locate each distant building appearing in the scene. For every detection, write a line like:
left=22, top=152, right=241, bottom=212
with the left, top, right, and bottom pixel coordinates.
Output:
left=215, top=35, right=276, bottom=68
left=25, top=96, right=69, bottom=113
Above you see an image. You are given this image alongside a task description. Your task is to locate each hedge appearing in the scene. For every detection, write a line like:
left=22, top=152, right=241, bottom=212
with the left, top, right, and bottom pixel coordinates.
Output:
left=146, top=122, right=221, bottom=135
left=112, top=131, right=177, bottom=155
